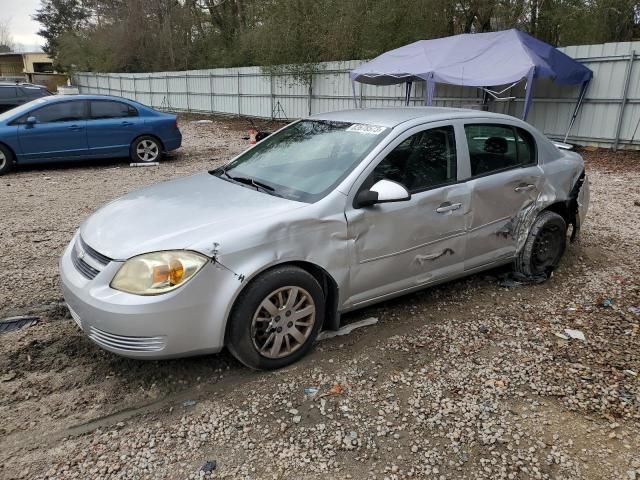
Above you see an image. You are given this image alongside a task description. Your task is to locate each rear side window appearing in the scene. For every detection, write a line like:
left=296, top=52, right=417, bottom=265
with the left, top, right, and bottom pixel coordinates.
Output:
left=0, top=87, right=17, bottom=99
left=90, top=101, right=137, bottom=119
left=465, top=124, right=536, bottom=177
left=29, top=101, right=86, bottom=123
left=21, top=87, right=48, bottom=98
left=372, top=125, right=457, bottom=193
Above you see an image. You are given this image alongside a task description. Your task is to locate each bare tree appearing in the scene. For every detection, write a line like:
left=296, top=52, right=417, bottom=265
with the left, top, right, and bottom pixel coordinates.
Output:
left=0, top=18, right=16, bottom=53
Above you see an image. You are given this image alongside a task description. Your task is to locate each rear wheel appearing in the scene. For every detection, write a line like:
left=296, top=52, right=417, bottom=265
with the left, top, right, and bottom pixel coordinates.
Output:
left=130, top=136, right=162, bottom=163
left=515, top=210, right=567, bottom=277
left=0, top=144, right=14, bottom=176
left=227, top=266, right=324, bottom=370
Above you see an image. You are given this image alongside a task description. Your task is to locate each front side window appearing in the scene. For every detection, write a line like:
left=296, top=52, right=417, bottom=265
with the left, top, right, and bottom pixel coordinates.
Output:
left=28, top=101, right=86, bottom=123
left=213, top=120, right=390, bottom=202
left=371, top=125, right=457, bottom=193
left=90, top=101, right=137, bottom=119
left=465, top=124, right=537, bottom=176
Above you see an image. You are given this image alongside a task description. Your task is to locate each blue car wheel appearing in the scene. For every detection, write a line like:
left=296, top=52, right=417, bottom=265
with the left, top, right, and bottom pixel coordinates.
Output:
left=0, top=144, right=14, bottom=175
left=131, top=136, right=162, bottom=163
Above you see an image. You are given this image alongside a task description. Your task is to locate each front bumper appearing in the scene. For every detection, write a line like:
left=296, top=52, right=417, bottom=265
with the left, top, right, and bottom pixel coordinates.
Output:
left=59, top=236, right=233, bottom=359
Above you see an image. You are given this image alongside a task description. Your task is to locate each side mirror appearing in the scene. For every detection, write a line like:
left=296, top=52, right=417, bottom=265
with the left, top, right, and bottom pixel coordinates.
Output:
left=355, top=179, right=411, bottom=208
left=26, top=116, right=37, bottom=127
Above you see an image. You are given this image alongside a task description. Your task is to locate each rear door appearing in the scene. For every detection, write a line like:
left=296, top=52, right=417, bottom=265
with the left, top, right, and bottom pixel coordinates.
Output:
left=86, top=100, right=143, bottom=157
left=344, top=123, right=470, bottom=307
left=16, top=100, right=89, bottom=161
left=462, top=123, right=543, bottom=270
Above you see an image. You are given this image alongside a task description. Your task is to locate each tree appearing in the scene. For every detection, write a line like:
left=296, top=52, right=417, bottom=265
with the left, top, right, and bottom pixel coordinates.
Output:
left=33, top=0, right=640, bottom=73
left=33, top=0, right=90, bottom=68
left=0, top=18, right=15, bottom=53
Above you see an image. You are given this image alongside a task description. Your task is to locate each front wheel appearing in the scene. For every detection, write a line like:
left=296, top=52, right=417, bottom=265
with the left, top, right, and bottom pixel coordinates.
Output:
left=515, top=210, right=567, bottom=277
left=227, top=266, right=324, bottom=370
left=130, top=136, right=162, bottom=163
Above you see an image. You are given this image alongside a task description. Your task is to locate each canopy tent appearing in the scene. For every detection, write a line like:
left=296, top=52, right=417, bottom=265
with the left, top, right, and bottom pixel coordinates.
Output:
left=350, top=29, right=593, bottom=137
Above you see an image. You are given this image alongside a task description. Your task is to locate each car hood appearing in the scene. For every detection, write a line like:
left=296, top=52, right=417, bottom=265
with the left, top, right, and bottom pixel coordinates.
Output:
left=80, top=173, right=306, bottom=260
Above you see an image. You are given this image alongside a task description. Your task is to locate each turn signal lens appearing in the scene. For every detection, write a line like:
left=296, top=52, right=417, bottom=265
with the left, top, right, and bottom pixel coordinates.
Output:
left=111, top=251, right=208, bottom=295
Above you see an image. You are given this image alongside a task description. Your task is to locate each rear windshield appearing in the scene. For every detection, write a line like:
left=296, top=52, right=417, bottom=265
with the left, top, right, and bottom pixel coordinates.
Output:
left=213, top=120, right=390, bottom=203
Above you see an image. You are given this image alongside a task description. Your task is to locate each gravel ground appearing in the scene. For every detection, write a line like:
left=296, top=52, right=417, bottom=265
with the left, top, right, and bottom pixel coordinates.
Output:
left=0, top=119, right=639, bottom=480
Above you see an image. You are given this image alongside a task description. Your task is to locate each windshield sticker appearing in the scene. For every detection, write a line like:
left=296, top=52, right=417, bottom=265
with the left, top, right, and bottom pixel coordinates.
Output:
left=346, top=124, right=386, bottom=135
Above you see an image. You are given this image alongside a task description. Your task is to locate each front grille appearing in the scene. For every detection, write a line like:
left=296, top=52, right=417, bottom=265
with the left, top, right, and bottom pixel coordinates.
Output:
left=71, top=252, right=100, bottom=279
left=71, top=237, right=112, bottom=280
left=87, top=326, right=167, bottom=352
left=79, top=237, right=112, bottom=265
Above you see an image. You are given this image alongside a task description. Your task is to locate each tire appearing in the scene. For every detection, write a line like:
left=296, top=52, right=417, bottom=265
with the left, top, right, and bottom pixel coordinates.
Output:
left=515, top=210, right=567, bottom=277
left=0, top=144, right=14, bottom=176
left=130, top=136, right=162, bottom=163
left=227, top=266, right=325, bottom=370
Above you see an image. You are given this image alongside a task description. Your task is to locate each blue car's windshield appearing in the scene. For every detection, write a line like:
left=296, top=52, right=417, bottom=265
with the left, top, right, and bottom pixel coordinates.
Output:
left=212, top=120, right=390, bottom=203
left=0, top=97, right=48, bottom=123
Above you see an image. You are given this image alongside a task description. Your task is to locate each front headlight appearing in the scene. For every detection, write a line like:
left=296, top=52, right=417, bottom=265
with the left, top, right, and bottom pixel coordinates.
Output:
left=111, top=251, right=208, bottom=295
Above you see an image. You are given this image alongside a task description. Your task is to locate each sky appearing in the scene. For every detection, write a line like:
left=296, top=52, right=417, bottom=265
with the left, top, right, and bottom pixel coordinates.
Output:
left=0, top=0, right=44, bottom=51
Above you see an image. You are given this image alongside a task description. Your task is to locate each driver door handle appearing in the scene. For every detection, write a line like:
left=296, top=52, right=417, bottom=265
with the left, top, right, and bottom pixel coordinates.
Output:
left=515, top=184, right=535, bottom=192
left=436, top=202, right=462, bottom=213
left=68, top=125, right=84, bottom=131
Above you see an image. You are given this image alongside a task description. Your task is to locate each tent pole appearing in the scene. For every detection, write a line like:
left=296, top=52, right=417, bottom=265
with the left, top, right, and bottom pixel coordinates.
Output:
left=351, top=81, right=358, bottom=108
left=405, top=81, right=413, bottom=106
left=522, top=68, right=536, bottom=120
left=563, top=79, right=590, bottom=143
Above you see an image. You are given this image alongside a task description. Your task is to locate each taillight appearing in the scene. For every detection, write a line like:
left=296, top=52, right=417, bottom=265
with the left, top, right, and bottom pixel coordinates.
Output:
left=175, top=118, right=179, bottom=130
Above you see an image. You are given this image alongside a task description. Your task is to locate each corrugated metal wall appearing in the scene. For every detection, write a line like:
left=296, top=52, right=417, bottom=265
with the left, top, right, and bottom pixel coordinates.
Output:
left=74, top=41, right=640, bottom=150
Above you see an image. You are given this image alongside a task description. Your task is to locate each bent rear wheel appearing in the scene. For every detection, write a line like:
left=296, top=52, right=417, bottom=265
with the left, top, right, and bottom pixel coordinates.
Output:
left=515, top=210, right=567, bottom=277
left=227, top=266, right=324, bottom=370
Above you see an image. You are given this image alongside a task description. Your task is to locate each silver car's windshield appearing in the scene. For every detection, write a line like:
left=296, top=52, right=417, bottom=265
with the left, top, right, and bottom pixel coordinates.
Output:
left=212, top=120, right=390, bottom=202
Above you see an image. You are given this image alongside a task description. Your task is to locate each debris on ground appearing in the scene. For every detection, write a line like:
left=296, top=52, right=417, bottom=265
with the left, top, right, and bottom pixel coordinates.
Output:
left=564, top=328, right=586, bottom=341
left=303, top=387, right=319, bottom=397
left=497, top=271, right=549, bottom=288
left=0, top=315, right=40, bottom=335
left=182, top=400, right=197, bottom=407
left=191, top=120, right=213, bottom=124
left=316, top=317, right=378, bottom=340
left=328, top=383, right=344, bottom=395
left=129, top=162, right=160, bottom=167
left=200, top=460, right=216, bottom=473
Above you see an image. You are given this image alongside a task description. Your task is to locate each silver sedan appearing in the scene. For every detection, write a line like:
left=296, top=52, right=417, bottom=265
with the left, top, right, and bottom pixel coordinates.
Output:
left=59, top=108, right=589, bottom=369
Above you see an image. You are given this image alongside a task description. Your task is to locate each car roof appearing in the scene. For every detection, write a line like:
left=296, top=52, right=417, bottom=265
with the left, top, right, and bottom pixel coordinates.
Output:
left=24, top=94, right=140, bottom=103
left=310, top=107, right=520, bottom=128
left=0, top=82, right=45, bottom=88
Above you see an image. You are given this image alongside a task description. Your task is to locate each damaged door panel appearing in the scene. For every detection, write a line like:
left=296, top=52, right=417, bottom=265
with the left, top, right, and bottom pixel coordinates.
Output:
left=464, top=167, right=544, bottom=270
left=345, top=182, right=470, bottom=306
left=344, top=122, right=469, bottom=307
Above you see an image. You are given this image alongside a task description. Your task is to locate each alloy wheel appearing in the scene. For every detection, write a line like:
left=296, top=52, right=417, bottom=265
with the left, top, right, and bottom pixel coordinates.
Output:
left=0, top=150, right=6, bottom=170
left=136, top=140, right=159, bottom=162
left=251, top=286, right=316, bottom=359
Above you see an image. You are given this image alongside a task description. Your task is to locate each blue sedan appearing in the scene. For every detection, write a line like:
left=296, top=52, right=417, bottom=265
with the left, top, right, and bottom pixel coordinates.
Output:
left=0, top=95, right=182, bottom=175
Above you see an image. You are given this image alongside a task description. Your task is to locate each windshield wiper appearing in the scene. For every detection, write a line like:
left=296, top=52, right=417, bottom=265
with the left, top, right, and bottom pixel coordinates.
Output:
left=222, top=170, right=275, bottom=192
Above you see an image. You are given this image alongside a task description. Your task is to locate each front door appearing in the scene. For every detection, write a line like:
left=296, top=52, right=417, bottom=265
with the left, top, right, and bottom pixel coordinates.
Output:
left=462, top=123, right=544, bottom=270
left=345, top=123, right=470, bottom=307
left=17, top=100, right=88, bottom=161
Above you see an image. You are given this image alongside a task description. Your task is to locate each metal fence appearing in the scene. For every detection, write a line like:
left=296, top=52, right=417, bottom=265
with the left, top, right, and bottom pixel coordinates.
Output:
left=75, top=40, right=640, bottom=150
